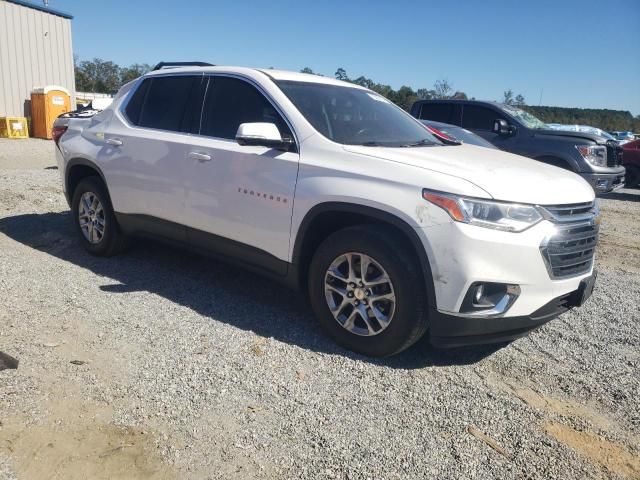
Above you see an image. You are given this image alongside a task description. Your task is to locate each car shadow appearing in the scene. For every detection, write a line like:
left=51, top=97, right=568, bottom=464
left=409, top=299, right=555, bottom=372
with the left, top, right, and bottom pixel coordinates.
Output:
left=0, top=212, right=504, bottom=369
left=600, top=189, right=640, bottom=202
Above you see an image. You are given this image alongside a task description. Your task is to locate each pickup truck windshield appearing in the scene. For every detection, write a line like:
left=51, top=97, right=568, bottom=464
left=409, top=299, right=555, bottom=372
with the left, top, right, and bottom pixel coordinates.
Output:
left=276, top=80, right=441, bottom=147
left=501, top=105, right=548, bottom=130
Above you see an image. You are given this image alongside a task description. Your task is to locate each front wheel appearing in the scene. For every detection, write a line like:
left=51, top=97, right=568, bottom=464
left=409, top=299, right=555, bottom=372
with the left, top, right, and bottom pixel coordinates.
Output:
left=308, top=226, right=429, bottom=357
left=625, top=165, right=640, bottom=189
left=71, top=177, right=127, bottom=256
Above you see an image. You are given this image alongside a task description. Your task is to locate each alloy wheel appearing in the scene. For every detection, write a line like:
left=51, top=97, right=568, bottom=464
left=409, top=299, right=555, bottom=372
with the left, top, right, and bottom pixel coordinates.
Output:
left=324, top=252, right=396, bottom=336
left=78, top=191, right=105, bottom=244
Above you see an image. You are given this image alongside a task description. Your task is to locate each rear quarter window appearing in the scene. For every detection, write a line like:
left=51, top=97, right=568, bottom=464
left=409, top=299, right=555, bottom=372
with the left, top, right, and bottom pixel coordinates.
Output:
left=124, top=78, right=150, bottom=125
left=124, top=75, right=202, bottom=133
left=419, top=103, right=453, bottom=123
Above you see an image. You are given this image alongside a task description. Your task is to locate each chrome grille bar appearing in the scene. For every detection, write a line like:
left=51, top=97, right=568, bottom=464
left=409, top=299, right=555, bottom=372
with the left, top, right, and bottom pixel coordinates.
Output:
left=539, top=202, right=599, bottom=279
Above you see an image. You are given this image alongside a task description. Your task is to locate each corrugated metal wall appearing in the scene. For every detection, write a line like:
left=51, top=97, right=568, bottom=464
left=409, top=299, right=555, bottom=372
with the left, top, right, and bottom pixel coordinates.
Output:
left=0, top=0, right=75, bottom=117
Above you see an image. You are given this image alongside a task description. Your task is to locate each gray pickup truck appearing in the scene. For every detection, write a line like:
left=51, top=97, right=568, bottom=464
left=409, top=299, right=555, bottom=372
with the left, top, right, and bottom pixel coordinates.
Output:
left=411, top=100, right=625, bottom=193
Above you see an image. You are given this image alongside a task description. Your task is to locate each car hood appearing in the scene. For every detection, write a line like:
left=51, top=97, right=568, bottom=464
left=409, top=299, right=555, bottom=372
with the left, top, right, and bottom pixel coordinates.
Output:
left=535, top=128, right=609, bottom=144
left=343, top=143, right=595, bottom=205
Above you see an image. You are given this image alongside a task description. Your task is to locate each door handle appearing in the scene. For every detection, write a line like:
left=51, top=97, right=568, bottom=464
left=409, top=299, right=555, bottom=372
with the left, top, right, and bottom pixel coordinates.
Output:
left=106, top=138, right=123, bottom=146
left=188, top=151, right=212, bottom=162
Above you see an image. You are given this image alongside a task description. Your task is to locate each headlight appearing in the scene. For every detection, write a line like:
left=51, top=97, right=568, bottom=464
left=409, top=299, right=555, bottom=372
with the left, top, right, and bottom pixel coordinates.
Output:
left=576, top=145, right=607, bottom=167
left=423, top=190, right=543, bottom=232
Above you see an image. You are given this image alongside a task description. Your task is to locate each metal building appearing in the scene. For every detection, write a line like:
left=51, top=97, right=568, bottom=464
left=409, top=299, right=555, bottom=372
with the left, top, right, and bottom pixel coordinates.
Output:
left=0, top=0, right=74, bottom=118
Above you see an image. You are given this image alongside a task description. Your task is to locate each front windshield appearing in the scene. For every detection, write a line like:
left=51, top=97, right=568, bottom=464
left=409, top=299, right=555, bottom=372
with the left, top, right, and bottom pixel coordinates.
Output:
left=276, top=80, right=441, bottom=147
left=500, top=104, right=548, bottom=130
left=598, top=130, right=616, bottom=140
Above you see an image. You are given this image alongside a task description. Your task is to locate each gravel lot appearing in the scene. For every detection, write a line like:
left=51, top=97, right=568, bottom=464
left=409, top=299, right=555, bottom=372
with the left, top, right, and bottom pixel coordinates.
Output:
left=0, top=138, right=639, bottom=479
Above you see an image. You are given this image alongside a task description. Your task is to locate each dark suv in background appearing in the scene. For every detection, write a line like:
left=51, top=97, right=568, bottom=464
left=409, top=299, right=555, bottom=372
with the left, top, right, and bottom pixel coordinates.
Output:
left=411, top=100, right=625, bottom=193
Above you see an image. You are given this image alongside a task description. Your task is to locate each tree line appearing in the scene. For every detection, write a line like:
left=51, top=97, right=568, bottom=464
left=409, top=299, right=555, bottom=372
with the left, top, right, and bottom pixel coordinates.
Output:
left=73, top=58, right=639, bottom=132
left=74, top=57, right=152, bottom=94
left=520, top=106, right=639, bottom=132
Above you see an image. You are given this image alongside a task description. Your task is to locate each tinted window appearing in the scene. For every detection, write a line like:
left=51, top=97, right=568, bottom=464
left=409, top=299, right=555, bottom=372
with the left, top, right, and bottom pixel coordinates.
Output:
left=461, top=105, right=502, bottom=131
left=127, top=75, right=200, bottom=132
left=419, top=103, right=453, bottom=123
left=201, top=76, right=293, bottom=140
left=124, top=78, right=150, bottom=125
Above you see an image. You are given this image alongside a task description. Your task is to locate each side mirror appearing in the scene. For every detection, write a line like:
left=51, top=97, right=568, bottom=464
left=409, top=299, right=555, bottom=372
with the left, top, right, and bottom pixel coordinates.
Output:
left=492, top=119, right=514, bottom=136
left=236, top=123, right=293, bottom=151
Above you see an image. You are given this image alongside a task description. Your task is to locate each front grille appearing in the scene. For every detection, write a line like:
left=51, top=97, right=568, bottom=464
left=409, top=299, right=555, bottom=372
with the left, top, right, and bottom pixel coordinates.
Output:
left=606, top=141, right=623, bottom=167
left=542, top=202, right=593, bottom=219
left=539, top=201, right=598, bottom=279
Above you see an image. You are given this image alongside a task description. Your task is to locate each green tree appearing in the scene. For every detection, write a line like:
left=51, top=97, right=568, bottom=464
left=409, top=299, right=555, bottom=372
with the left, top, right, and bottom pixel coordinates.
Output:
left=120, top=63, right=152, bottom=84
left=334, top=67, right=349, bottom=81
left=353, top=76, right=375, bottom=89
left=395, top=85, right=418, bottom=111
left=515, top=94, right=526, bottom=107
left=521, top=105, right=637, bottom=131
left=74, top=58, right=121, bottom=93
left=300, top=67, right=315, bottom=74
left=416, top=88, right=434, bottom=100
left=502, top=89, right=515, bottom=105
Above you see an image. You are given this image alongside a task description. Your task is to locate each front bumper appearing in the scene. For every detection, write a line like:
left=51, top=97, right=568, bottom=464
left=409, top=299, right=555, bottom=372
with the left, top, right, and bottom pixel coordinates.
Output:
left=417, top=217, right=596, bottom=346
left=418, top=220, right=593, bottom=317
left=581, top=172, right=625, bottom=193
left=429, top=286, right=580, bottom=347
left=430, top=271, right=596, bottom=347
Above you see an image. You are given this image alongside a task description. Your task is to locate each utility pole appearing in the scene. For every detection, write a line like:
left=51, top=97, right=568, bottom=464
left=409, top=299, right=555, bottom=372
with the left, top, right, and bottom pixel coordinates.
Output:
left=538, top=88, right=544, bottom=106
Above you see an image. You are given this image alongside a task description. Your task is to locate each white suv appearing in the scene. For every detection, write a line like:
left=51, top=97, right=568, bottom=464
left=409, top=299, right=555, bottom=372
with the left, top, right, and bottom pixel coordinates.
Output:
left=53, top=64, right=599, bottom=357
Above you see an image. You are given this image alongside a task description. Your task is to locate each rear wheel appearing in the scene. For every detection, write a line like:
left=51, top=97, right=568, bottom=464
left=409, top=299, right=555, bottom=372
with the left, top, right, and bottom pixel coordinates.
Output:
left=71, top=177, right=127, bottom=256
left=309, top=225, right=429, bottom=357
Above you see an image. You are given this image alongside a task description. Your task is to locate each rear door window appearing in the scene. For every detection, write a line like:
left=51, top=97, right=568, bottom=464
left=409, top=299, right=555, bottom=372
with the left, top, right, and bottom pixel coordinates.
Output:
left=461, top=105, right=503, bottom=131
left=125, top=75, right=203, bottom=133
left=419, top=103, right=453, bottom=123
left=200, top=76, right=293, bottom=141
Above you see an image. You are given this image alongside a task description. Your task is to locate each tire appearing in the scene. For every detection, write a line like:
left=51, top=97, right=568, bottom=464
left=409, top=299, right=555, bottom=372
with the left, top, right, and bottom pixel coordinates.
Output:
left=308, top=225, right=429, bottom=357
left=625, top=165, right=640, bottom=189
left=71, top=176, right=127, bottom=256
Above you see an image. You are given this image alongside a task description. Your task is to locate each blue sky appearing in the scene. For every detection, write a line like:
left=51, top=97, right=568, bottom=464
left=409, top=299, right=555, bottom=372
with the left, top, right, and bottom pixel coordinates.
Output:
left=56, top=0, right=640, bottom=114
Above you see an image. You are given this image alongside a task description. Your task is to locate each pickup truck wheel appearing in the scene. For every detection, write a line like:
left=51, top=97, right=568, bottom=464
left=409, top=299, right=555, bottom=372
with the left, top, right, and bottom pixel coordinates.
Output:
left=309, top=226, right=428, bottom=357
left=71, top=177, right=127, bottom=256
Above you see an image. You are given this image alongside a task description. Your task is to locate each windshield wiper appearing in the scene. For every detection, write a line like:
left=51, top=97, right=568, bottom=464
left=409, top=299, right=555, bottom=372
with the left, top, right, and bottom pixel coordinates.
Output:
left=356, top=141, right=384, bottom=146
left=399, top=139, right=438, bottom=147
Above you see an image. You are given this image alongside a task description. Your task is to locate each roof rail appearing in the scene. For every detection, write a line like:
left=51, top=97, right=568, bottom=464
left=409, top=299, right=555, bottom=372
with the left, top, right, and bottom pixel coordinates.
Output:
left=152, top=61, right=215, bottom=71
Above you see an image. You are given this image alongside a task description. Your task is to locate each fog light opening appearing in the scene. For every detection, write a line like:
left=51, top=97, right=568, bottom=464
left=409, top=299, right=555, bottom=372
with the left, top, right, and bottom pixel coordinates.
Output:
left=460, top=282, right=521, bottom=316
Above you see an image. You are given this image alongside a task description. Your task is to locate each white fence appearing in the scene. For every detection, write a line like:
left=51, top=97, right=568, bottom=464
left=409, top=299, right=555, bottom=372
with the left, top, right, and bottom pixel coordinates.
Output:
left=75, top=91, right=114, bottom=105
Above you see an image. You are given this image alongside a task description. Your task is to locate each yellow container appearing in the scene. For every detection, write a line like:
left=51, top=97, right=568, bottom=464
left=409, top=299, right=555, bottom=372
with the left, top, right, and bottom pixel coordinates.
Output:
left=0, top=117, right=29, bottom=139
left=31, top=85, right=72, bottom=139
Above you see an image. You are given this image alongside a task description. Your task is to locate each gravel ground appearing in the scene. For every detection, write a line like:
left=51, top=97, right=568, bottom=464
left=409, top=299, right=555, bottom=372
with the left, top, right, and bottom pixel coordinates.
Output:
left=0, top=138, right=639, bottom=479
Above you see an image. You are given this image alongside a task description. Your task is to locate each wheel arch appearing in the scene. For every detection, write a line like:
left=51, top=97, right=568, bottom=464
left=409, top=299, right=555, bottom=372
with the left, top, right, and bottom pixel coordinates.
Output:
left=65, top=158, right=109, bottom=206
left=291, top=202, right=437, bottom=309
